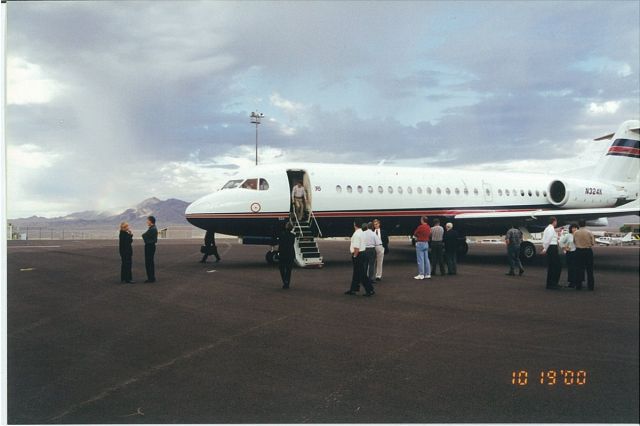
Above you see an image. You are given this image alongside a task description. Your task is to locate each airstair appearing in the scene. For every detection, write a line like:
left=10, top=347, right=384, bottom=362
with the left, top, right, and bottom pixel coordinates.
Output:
left=292, top=214, right=324, bottom=268
left=286, top=169, right=323, bottom=268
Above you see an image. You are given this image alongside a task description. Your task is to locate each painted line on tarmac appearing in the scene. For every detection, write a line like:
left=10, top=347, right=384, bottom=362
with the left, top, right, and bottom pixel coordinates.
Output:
left=9, top=245, right=62, bottom=249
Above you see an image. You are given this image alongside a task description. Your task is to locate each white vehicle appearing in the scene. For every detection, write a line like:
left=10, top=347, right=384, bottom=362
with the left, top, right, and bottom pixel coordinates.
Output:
left=596, top=232, right=636, bottom=246
left=186, top=120, right=640, bottom=267
left=478, top=239, right=505, bottom=244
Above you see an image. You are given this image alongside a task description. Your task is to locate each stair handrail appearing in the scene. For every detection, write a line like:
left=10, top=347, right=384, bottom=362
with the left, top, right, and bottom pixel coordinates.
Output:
left=309, top=209, right=323, bottom=238
left=291, top=205, right=302, bottom=235
left=289, top=208, right=306, bottom=266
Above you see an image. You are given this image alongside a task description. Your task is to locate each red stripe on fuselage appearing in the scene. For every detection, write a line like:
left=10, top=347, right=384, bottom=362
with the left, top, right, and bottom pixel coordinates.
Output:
left=608, top=146, right=640, bottom=155
left=186, top=207, right=549, bottom=220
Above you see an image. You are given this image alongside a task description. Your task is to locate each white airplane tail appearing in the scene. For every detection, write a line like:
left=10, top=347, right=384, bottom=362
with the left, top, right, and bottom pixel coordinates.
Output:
left=593, top=120, right=640, bottom=184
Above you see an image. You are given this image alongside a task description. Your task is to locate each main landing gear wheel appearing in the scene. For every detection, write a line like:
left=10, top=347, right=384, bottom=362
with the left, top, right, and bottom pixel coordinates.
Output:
left=520, top=241, right=536, bottom=263
left=266, top=251, right=280, bottom=265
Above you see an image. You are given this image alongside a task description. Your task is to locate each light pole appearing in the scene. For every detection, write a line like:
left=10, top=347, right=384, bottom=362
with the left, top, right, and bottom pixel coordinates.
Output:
left=250, top=111, right=264, bottom=165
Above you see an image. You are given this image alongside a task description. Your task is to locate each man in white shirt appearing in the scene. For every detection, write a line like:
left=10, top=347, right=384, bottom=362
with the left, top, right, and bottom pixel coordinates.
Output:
left=363, top=222, right=382, bottom=285
left=291, top=182, right=307, bottom=220
left=541, top=216, right=562, bottom=290
left=345, top=220, right=375, bottom=296
left=559, top=223, right=578, bottom=288
left=372, top=219, right=388, bottom=281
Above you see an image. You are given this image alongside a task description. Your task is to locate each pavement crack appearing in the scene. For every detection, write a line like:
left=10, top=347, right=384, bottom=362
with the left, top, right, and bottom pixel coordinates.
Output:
left=120, top=407, right=144, bottom=417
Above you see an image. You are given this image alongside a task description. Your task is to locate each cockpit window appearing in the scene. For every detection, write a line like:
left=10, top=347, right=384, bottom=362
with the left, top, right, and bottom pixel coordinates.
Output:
left=241, top=178, right=258, bottom=190
left=222, top=178, right=268, bottom=190
left=222, top=179, right=243, bottom=189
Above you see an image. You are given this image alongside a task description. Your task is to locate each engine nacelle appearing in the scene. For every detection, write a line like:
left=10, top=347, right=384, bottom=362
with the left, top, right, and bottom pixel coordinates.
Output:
left=547, top=179, right=620, bottom=208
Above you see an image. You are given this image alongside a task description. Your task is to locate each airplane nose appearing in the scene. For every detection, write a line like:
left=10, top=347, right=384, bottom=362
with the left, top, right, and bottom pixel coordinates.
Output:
left=185, top=193, right=225, bottom=230
left=185, top=192, right=223, bottom=215
left=185, top=199, right=201, bottom=215
left=185, top=190, right=249, bottom=216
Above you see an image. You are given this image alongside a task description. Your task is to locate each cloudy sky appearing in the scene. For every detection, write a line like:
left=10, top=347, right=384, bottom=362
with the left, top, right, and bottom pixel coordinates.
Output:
left=6, top=0, right=639, bottom=217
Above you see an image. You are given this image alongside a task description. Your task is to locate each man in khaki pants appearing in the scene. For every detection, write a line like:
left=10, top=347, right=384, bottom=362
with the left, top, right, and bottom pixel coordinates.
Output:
left=291, top=181, right=307, bottom=220
left=372, top=219, right=388, bottom=281
left=573, top=219, right=596, bottom=291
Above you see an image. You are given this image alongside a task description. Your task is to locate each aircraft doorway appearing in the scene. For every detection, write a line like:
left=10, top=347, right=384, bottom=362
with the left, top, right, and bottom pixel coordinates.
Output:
left=287, top=169, right=312, bottom=221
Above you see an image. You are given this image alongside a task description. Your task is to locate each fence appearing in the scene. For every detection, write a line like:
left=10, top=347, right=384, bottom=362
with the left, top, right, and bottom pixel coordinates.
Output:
left=8, top=227, right=205, bottom=241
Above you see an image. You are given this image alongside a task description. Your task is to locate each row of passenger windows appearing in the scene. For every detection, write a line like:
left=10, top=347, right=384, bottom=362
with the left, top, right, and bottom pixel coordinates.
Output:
left=335, top=185, right=548, bottom=198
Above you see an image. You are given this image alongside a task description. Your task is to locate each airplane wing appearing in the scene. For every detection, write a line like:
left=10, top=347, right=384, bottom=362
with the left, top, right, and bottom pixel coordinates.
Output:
left=454, top=200, right=639, bottom=224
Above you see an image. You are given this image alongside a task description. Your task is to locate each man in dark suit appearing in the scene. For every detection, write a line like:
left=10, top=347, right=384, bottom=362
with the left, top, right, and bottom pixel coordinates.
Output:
left=200, top=230, right=221, bottom=263
left=345, top=220, right=375, bottom=296
left=278, top=222, right=296, bottom=289
left=142, top=216, right=158, bottom=283
left=443, top=222, right=460, bottom=275
left=541, top=216, right=562, bottom=290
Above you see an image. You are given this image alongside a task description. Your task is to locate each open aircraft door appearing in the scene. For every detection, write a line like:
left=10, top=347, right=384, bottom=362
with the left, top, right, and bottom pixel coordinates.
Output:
left=286, top=169, right=312, bottom=212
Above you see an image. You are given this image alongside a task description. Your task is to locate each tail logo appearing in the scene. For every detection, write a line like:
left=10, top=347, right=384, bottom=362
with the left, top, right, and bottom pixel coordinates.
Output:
left=607, top=139, right=640, bottom=158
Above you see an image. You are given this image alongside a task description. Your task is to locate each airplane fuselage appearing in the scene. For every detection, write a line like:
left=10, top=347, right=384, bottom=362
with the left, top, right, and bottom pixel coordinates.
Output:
left=185, top=163, right=631, bottom=239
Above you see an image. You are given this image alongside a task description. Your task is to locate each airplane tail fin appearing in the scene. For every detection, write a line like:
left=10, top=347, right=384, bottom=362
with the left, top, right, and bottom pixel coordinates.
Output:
left=593, top=120, right=639, bottom=184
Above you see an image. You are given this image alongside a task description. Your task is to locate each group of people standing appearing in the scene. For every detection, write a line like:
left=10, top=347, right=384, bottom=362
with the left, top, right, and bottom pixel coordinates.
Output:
left=118, top=216, right=158, bottom=284
left=344, top=219, right=390, bottom=296
left=541, top=217, right=596, bottom=290
left=276, top=218, right=390, bottom=292
left=279, top=215, right=462, bottom=293
left=121, top=214, right=598, bottom=294
left=504, top=217, right=596, bottom=290
left=118, top=219, right=223, bottom=285
left=343, top=216, right=460, bottom=295
left=413, top=216, right=460, bottom=279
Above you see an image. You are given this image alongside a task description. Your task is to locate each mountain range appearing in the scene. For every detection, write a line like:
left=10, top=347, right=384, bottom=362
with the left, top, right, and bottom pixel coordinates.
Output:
left=9, top=197, right=191, bottom=228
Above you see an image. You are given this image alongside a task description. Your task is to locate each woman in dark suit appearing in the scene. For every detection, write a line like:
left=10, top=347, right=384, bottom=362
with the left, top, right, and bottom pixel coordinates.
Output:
left=119, top=222, right=135, bottom=283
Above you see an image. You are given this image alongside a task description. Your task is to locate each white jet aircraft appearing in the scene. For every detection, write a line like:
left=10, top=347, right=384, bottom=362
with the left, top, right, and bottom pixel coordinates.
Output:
left=186, top=120, right=640, bottom=267
left=595, top=232, right=636, bottom=246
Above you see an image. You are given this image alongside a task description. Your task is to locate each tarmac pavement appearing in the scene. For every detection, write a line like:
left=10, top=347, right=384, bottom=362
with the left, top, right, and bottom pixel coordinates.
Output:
left=6, top=239, right=639, bottom=423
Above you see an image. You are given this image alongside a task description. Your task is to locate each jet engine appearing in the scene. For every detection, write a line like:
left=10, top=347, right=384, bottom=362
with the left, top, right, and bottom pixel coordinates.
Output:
left=547, top=179, right=619, bottom=208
